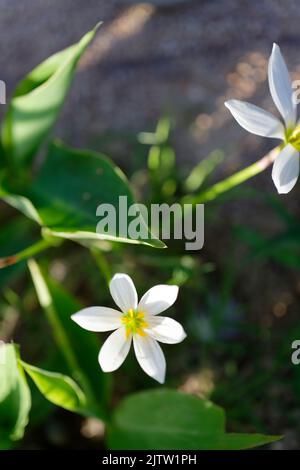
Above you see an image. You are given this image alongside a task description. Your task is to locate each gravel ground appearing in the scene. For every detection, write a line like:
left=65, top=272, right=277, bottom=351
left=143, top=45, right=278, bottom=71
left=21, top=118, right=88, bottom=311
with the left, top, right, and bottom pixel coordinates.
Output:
left=1, top=0, right=300, bottom=168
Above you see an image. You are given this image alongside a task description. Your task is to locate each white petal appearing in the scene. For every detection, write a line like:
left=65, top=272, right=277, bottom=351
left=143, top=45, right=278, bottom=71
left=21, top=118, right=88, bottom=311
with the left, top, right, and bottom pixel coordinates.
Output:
left=145, top=316, right=187, bottom=344
left=98, top=327, right=131, bottom=372
left=71, top=307, right=121, bottom=332
left=268, top=43, right=296, bottom=128
left=225, top=100, right=284, bottom=139
left=138, top=285, right=179, bottom=316
left=109, top=273, right=138, bottom=313
left=133, top=335, right=166, bottom=383
left=272, top=144, right=299, bottom=194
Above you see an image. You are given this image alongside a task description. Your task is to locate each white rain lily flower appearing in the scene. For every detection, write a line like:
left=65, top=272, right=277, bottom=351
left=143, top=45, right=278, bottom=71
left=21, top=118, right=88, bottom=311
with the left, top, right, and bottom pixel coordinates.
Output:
left=71, top=273, right=186, bottom=384
left=225, top=43, right=300, bottom=194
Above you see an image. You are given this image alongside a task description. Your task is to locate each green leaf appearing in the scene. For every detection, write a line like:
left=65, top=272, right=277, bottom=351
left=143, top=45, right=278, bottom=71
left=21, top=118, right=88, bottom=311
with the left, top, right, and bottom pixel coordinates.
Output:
left=211, top=433, right=281, bottom=450
left=0, top=192, right=42, bottom=225
left=139, top=117, right=171, bottom=146
left=0, top=344, right=31, bottom=443
left=107, top=389, right=280, bottom=450
left=2, top=24, right=100, bottom=167
left=21, top=362, right=86, bottom=413
left=28, top=259, right=108, bottom=419
left=2, top=140, right=164, bottom=249
left=235, top=225, right=300, bottom=269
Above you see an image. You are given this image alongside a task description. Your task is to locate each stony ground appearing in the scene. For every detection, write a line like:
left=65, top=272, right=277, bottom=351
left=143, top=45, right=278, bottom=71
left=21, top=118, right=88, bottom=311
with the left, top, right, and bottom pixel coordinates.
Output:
left=1, top=0, right=300, bottom=168
left=2, top=0, right=300, bottom=449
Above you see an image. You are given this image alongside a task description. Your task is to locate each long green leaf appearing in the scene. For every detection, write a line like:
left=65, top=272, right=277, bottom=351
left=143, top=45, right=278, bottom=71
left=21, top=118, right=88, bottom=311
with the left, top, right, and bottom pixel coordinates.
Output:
left=2, top=24, right=100, bottom=167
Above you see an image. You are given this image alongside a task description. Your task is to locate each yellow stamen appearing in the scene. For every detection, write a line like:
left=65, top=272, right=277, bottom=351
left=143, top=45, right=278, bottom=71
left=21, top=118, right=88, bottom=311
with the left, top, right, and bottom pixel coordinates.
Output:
left=288, top=125, right=300, bottom=150
left=121, top=309, right=148, bottom=338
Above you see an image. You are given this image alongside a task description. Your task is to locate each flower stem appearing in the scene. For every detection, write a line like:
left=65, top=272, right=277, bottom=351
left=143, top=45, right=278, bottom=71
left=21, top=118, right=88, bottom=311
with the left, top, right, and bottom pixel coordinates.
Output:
left=28, top=259, right=80, bottom=374
left=184, top=146, right=279, bottom=204
left=91, top=249, right=111, bottom=285
left=0, top=238, right=52, bottom=269
left=27, top=258, right=104, bottom=418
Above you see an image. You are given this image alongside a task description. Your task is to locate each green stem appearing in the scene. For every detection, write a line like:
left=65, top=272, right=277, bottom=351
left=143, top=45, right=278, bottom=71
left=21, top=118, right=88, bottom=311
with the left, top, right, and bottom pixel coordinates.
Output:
left=91, top=249, right=111, bottom=285
left=0, top=238, right=52, bottom=269
left=28, top=259, right=79, bottom=373
left=27, top=259, right=99, bottom=412
left=184, top=146, right=279, bottom=204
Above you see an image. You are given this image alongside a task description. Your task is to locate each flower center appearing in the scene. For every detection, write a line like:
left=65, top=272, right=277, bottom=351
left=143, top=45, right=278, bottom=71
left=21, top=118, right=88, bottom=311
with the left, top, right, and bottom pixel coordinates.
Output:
left=287, top=125, right=300, bottom=150
left=121, top=309, right=148, bottom=338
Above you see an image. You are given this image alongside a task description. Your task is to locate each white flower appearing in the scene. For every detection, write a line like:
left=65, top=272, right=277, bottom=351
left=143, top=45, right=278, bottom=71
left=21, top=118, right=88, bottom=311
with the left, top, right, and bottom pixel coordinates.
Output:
left=225, top=43, right=300, bottom=194
left=71, top=273, right=186, bottom=384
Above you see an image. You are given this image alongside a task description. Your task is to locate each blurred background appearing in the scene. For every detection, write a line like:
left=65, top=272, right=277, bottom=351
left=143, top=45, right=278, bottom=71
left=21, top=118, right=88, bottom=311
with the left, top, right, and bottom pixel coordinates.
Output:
left=1, top=0, right=300, bottom=449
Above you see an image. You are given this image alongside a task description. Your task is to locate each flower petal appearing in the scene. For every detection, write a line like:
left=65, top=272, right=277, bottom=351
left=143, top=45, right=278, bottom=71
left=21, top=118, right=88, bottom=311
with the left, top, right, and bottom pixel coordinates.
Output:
left=71, top=307, right=121, bottom=332
left=98, top=327, right=131, bottom=372
left=138, top=285, right=179, bottom=316
left=133, top=335, right=166, bottom=384
left=225, top=99, right=284, bottom=139
left=268, top=43, right=296, bottom=128
left=145, top=316, right=187, bottom=344
left=109, top=273, right=138, bottom=313
left=272, top=144, right=299, bottom=194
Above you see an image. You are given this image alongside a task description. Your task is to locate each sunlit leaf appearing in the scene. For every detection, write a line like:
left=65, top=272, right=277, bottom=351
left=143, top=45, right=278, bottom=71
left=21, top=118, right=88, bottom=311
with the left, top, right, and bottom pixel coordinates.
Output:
left=22, top=362, right=86, bottom=413
left=0, top=344, right=31, bottom=443
left=2, top=24, right=100, bottom=167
